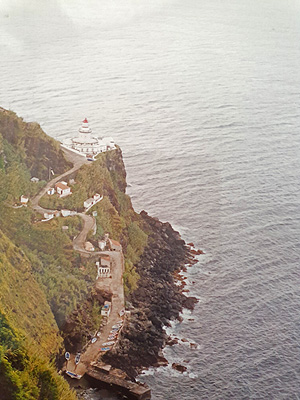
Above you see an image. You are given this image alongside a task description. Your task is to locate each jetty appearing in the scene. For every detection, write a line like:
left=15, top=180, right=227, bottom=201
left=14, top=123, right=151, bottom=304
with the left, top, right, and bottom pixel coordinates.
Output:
left=86, top=365, right=151, bottom=400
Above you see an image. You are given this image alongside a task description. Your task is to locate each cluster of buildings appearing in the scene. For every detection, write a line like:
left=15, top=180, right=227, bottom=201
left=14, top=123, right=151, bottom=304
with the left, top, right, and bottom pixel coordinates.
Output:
left=85, top=235, right=122, bottom=254
left=47, top=181, right=103, bottom=213
left=62, top=118, right=116, bottom=158
left=98, top=234, right=122, bottom=252
left=47, top=181, right=72, bottom=197
left=42, top=209, right=77, bottom=221
left=84, top=193, right=102, bottom=211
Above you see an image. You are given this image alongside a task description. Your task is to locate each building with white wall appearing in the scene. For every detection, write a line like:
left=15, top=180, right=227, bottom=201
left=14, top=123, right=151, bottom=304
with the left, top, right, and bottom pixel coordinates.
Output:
left=62, top=119, right=116, bottom=158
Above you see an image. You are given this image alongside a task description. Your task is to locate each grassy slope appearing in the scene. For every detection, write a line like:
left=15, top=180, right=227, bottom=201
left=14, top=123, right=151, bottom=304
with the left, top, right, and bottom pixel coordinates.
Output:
left=0, top=108, right=76, bottom=399
left=0, top=312, right=76, bottom=400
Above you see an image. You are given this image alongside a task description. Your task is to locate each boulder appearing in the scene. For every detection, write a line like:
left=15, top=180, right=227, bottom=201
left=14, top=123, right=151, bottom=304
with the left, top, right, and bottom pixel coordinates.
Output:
left=172, top=363, right=187, bottom=373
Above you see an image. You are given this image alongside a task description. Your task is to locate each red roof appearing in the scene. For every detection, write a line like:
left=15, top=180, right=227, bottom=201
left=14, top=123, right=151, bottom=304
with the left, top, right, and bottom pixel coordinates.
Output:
left=110, top=239, right=121, bottom=247
left=55, top=182, right=70, bottom=190
left=83, top=118, right=88, bottom=123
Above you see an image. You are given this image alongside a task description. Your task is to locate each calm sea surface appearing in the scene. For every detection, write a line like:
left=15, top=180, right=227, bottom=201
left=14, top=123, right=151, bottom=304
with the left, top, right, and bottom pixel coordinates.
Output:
left=1, top=0, right=300, bottom=398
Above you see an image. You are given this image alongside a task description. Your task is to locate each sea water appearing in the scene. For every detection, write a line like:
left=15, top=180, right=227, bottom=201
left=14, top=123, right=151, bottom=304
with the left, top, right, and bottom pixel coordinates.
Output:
left=0, top=0, right=299, bottom=398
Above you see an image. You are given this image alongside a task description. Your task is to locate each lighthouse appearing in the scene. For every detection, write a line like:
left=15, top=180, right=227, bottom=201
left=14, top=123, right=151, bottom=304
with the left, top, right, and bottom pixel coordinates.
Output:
left=79, top=118, right=92, bottom=134
left=62, top=118, right=116, bottom=158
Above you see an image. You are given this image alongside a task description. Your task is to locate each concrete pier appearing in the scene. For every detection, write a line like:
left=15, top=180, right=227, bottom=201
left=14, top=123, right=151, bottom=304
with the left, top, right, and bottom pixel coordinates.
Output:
left=85, top=366, right=151, bottom=400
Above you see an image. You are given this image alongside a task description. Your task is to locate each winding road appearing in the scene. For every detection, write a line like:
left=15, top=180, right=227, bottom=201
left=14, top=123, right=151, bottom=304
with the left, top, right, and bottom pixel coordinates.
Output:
left=31, top=146, right=125, bottom=378
left=31, top=148, right=89, bottom=214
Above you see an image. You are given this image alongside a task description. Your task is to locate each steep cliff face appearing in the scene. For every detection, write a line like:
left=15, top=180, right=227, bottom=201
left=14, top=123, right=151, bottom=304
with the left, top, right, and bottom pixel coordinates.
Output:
left=0, top=107, right=72, bottom=180
left=0, top=230, right=77, bottom=400
left=0, top=108, right=77, bottom=399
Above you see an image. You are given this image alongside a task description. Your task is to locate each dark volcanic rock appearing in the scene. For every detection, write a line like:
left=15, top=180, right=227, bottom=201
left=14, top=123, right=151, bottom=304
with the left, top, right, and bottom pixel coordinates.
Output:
left=104, top=211, right=198, bottom=378
left=172, top=363, right=187, bottom=373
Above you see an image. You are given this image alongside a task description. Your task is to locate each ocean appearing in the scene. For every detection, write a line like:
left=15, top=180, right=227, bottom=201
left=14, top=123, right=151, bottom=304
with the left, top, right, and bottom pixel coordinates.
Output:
left=0, top=0, right=299, bottom=398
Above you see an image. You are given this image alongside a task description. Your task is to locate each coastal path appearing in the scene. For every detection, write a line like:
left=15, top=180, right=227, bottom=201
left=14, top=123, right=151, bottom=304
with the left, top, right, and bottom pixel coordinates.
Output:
left=66, top=249, right=125, bottom=376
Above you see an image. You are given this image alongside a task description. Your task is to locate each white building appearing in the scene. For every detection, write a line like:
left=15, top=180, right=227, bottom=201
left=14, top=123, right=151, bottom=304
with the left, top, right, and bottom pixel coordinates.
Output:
left=83, top=193, right=102, bottom=210
left=43, top=212, right=54, bottom=220
left=47, top=188, right=55, bottom=195
left=98, top=240, right=107, bottom=251
left=31, top=177, right=39, bottom=183
left=101, top=301, right=111, bottom=317
left=61, top=209, right=71, bottom=217
left=55, top=182, right=71, bottom=197
left=63, top=119, right=116, bottom=157
left=20, top=195, right=29, bottom=205
left=96, top=257, right=111, bottom=278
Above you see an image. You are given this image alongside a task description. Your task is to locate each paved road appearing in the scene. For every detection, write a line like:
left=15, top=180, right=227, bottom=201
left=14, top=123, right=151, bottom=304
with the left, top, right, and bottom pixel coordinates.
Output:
left=73, top=213, right=96, bottom=253
left=66, top=250, right=125, bottom=376
left=31, top=147, right=89, bottom=214
left=30, top=146, right=126, bottom=376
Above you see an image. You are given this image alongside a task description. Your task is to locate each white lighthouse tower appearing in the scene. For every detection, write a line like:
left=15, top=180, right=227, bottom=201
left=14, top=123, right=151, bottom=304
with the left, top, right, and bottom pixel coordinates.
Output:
left=62, top=118, right=116, bottom=158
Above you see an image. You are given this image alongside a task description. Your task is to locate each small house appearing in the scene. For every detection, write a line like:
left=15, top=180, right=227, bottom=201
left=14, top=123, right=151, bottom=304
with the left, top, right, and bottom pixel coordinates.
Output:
left=55, top=182, right=71, bottom=197
left=103, top=137, right=116, bottom=150
left=101, top=301, right=111, bottom=317
left=47, top=188, right=55, bottom=195
left=98, top=240, right=107, bottom=251
left=30, top=177, right=39, bottom=183
left=20, top=195, right=29, bottom=205
left=84, top=197, right=94, bottom=209
left=61, top=209, right=71, bottom=217
left=43, top=212, right=54, bottom=220
left=54, top=210, right=60, bottom=217
left=84, top=193, right=102, bottom=210
left=109, top=238, right=122, bottom=252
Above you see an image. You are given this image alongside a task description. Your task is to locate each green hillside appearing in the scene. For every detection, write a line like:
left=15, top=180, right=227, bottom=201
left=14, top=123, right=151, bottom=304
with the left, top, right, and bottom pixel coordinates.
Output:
left=0, top=107, right=150, bottom=396
left=0, top=108, right=78, bottom=399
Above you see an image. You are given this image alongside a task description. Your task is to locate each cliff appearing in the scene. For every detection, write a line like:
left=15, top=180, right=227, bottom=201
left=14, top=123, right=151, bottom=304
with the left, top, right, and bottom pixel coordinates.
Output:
left=0, top=107, right=72, bottom=180
left=0, top=108, right=198, bottom=397
left=0, top=109, right=78, bottom=399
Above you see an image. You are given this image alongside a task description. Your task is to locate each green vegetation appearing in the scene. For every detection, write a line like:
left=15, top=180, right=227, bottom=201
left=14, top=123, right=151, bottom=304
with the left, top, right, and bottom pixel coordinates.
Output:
left=0, top=312, right=77, bottom=400
left=0, top=108, right=83, bottom=399
left=39, top=147, right=149, bottom=296
left=0, top=107, right=71, bottom=182
left=0, top=206, right=96, bottom=328
left=0, top=107, right=154, bottom=397
left=0, top=132, right=46, bottom=203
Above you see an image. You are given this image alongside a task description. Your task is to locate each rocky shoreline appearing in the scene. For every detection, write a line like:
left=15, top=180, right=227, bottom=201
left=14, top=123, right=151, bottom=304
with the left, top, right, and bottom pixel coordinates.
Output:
left=102, top=210, right=201, bottom=379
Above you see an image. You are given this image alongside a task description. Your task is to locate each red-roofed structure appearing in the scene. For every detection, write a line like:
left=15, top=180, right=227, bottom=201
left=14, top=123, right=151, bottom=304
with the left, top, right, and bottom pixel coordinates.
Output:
left=109, top=238, right=122, bottom=251
left=55, top=182, right=72, bottom=197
